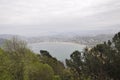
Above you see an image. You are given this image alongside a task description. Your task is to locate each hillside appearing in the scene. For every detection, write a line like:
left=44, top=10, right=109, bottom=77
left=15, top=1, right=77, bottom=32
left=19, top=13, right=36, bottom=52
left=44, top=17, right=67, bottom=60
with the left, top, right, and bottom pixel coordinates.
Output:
left=27, top=34, right=114, bottom=46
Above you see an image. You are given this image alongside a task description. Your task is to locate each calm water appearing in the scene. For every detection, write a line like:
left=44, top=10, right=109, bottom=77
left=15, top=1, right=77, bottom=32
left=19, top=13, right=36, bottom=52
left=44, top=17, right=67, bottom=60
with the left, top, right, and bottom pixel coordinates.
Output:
left=28, top=42, right=85, bottom=62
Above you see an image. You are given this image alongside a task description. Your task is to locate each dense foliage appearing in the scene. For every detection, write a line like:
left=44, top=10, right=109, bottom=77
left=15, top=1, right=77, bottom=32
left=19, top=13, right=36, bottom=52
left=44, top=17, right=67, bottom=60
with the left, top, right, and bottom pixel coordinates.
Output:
left=66, top=32, right=120, bottom=80
left=0, top=32, right=120, bottom=80
left=0, top=38, right=55, bottom=80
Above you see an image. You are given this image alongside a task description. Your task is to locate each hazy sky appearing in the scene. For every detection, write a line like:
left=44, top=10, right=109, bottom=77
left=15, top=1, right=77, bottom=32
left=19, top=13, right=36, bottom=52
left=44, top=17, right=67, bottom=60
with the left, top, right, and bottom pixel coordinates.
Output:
left=0, top=0, right=120, bottom=36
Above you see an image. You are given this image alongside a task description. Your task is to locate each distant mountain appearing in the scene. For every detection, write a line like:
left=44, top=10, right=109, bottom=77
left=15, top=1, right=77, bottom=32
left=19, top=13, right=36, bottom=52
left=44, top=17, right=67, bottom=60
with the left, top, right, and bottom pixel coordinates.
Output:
left=0, top=34, right=16, bottom=39
left=0, top=33, right=114, bottom=47
left=27, top=33, right=114, bottom=47
left=0, top=34, right=28, bottom=47
left=0, top=34, right=16, bottom=47
left=0, top=38, right=6, bottom=47
left=0, top=34, right=28, bottom=41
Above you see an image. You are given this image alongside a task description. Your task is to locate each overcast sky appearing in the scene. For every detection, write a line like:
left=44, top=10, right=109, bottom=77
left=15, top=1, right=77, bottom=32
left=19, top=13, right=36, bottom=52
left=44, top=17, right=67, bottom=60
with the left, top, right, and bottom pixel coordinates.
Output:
left=0, top=0, right=120, bottom=36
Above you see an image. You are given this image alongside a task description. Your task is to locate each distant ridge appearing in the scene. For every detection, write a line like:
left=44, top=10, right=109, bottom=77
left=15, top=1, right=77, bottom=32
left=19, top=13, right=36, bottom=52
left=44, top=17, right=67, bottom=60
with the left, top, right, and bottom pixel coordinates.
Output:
left=0, top=33, right=114, bottom=47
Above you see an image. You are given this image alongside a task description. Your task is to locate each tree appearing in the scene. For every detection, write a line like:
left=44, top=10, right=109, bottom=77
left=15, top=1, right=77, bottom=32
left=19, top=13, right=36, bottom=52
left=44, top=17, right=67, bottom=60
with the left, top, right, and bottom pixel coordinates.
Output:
left=66, top=51, right=84, bottom=80
left=61, top=68, right=74, bottom=80
left=39, top=50, right=65, bottom=79
left=66, top=32, right=120, bottom=80
left=1, top=37, right=27, bottom=80
left=0, top=48, right=13, bottom=80
left=27, top=62, right=54, bottom=80
left=0, top=37, right=55, bottom=80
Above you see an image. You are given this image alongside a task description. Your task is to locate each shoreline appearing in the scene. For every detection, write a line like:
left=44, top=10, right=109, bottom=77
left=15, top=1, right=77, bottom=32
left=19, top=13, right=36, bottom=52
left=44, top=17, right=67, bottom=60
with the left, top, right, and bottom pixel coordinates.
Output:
left=28, top=41, right=86, bottom=47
